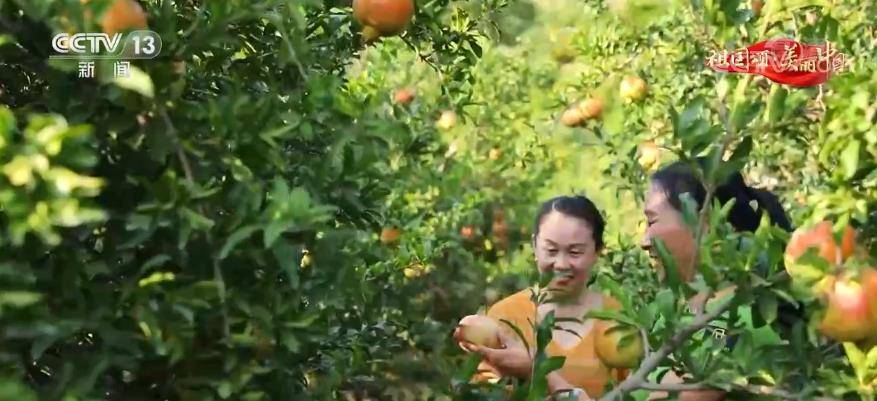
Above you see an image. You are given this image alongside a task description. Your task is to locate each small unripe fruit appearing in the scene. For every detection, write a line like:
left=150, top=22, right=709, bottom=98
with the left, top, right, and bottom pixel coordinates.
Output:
left=561, top=107, right=585, bottom=127
left=752, top=0, right=764, bottom=18
left=380, top=227, right=401, bottom=245
left=460, top=226, right=475, bottom=240
left=619, top=76, right=647, bottom=102
left=436, top=110, right=458, bottom=130
left=637, top=141, right=660, bottom=171
left=101, top=0, right=147, bottom=36
left=578, top=98, right=604, bottom=120
left=393, top=88, right=415, bottom=105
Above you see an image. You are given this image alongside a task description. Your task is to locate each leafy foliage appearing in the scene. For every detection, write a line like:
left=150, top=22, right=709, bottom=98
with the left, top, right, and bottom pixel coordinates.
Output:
left=0, top=0, right=875, bottom=400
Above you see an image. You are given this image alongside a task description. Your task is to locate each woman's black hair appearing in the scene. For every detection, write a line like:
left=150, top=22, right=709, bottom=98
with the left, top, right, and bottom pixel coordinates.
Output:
left=533, top=195, right=606, bottom=250
left=651, top=161, right=794, bottom=233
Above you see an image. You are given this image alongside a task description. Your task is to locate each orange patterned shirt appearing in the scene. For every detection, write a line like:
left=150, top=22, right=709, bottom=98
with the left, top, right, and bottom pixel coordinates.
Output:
left=477, top=289, right=628, bottom=397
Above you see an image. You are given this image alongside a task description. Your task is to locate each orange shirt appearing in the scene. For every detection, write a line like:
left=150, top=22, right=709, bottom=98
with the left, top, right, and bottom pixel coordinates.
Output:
left=479, top=289, right=628, bottom=397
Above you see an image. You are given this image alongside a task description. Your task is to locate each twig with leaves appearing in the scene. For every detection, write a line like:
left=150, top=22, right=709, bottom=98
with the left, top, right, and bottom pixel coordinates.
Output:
left=598, top=294, right=735, bottom=401
left=159, top=108, right=231, bottom=343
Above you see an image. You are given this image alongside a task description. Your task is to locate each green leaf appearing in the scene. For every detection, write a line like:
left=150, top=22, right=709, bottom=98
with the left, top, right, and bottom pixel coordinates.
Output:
left=536, top=310, right=556, bottom=352
left=140, top=254, right=172, bottom=275
left=844, top=342, right=868, bottom=383
left=0, top=34, right=15, bottom=47
left=719, top=0, right=748, bottom=25
left=771, top=289, right=799, bottom=308
left=30, top=335, right=59, bottom=360
left=529, top=355, right=566, bottom=401
left=111, top=66, right=154, bottom=98
left=679, top=192, right=700, bottom=232
left=272, top=240, right=301, bottom=290
left=653, top=238, right=682, bottom=291
left=139, top=271, right=175, bottom=287
left=0, top=106, right=13, bottom=148
left=584, top=309, right=639, bottom=327
left=217, top=380, right=232, bottom=399
left=756, top=292, right=777, bottom=325
left=678, top=97, right=705, bottom=133
left=269, top=178, right=290, bottom=203
left=281, top=332, right=300, bottom=353
left=639, top=304, right=658, bottom=329
left=751, top=325, right=783, bottom=348
left=219, top=225, right=260, bottom=259
left=263, top=222, right=286, bottom=249
left=535, top=355, right=566, bottom=377
left=283, top=313, right=321, bottom=329
left=288, top=187, right=312, bottom=213
left=0, top=378, right=38, bottom=401
left=766, top=85, right=787, bottom=124
left=866, top=344, right=877, bottom=370
left=499, top=318, right=531, bottom=352
left=0, top=291, right=43, bottom=308
left=451, top=355, right=483, bottom=388
left=730, top=100, right=763, bottom=134
left=655, top=289, right=677, bottom=324
left=750, top=302, right=766, bottom=328
left=724, top=135, right=753, bottom=175
left=697, top=243, right=720, bottom=288
left=229, top=158, right=254, bottom=181
left=180, top=207, right=215, bottom=231
left=596, top=275, right=632, bottom=311
left=538, top=271, right=555, bottom=288
left=841, top=140, right=860, bottom=179
left=730, top=330, right=755, bottom=370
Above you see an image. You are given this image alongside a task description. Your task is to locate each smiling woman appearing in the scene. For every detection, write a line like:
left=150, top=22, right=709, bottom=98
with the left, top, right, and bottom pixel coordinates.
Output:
left=641, top=160, right=794, bottom=282
left=453, top=195, right=628, bottom=400
left=641, top=161, right=798, bottom=401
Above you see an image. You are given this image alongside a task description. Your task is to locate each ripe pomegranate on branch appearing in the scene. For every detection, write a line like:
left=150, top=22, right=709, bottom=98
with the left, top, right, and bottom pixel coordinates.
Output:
left=101, top=0, right=148, bottom=35
left=352, top=0, right=415, bottom=42
left=594, top=320, right=645, bottom=369
left=782, top=221, right=877, bottom=345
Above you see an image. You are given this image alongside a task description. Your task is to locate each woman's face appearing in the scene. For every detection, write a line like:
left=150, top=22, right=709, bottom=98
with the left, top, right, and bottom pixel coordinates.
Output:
left=641, top=182, right=696, bottom=282
left=533, top=211, right=599, bottom=294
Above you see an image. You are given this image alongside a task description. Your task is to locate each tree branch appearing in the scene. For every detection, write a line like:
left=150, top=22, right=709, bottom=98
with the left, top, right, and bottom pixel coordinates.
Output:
left=691, top=288, right=713, bottom=316
left=639, top=381, right=840, bottom=401
left=158, top=107, right=230, bottom=345
left=160, top=108, right=195, bottom=183
left=638, top=381, right=706, bottom=392
left=598, top=294, right=735, bottom=401
left=639, top=328, right=652, bottom=358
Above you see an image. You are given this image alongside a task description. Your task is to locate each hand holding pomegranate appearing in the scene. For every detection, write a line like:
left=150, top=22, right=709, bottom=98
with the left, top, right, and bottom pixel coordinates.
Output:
left=468, top=342, right=533, bottom=379
left=453, top=315, right=533, bottom=379
left=453, top=314, right=502, bottom=350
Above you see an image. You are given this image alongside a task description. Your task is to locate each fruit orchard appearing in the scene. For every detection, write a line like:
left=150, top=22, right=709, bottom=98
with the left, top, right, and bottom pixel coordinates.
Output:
left=0, top=0, right=876, bottom=400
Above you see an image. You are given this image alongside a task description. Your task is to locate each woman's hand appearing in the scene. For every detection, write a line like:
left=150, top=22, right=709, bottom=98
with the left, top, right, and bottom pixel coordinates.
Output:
left=451, top=324, right=468, bottom=349
left=451, top=314, right=532, bottom=379
left=461, top=341, right=533, bottom=379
